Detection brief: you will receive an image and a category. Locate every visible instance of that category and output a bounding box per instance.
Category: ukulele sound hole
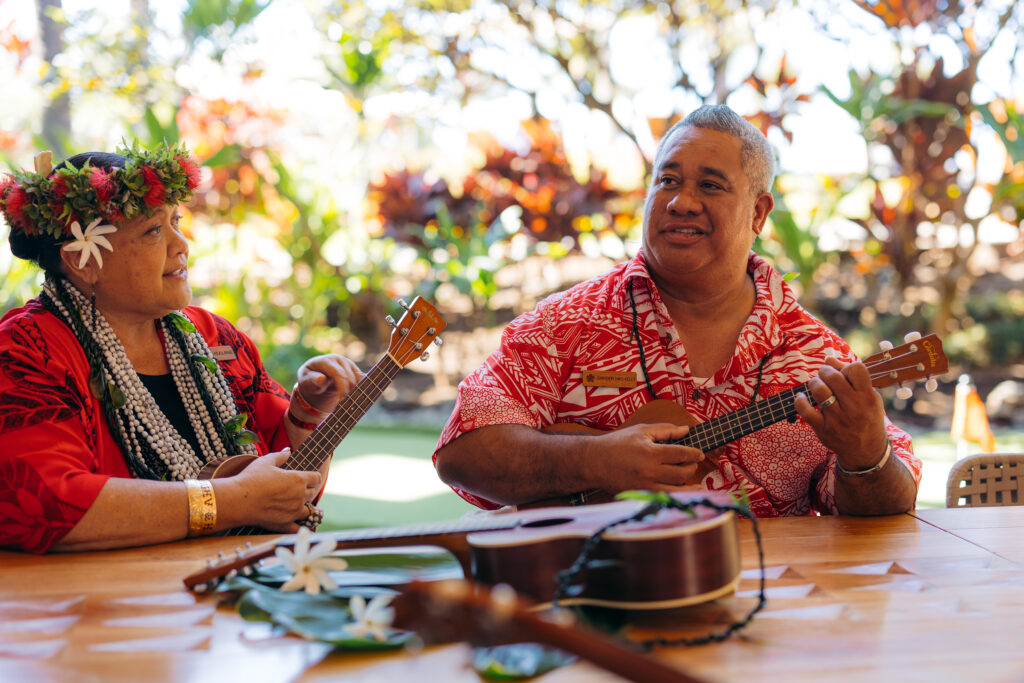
[521,517,573,528]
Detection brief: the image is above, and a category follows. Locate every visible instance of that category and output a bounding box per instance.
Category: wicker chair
[946,453,1024,508]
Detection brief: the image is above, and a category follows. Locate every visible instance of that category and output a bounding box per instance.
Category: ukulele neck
[282,354,403,472]
[672,381,814,452]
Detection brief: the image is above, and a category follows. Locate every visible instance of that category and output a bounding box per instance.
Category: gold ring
[818,395,838,409]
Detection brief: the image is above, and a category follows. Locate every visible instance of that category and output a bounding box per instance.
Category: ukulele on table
[392,579,705,683]
[197,297,446,534]
[534,332,948,507]
[184,490,741,610]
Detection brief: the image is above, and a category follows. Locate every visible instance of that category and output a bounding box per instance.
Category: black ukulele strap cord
[552,496,767,648]
[628,279,660,401]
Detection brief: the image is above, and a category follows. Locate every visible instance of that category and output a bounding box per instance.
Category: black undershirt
[137,373,205,460]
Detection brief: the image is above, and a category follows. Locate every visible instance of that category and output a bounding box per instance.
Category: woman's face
[91,204,192,325]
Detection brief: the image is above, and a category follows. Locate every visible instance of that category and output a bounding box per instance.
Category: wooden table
[3,507,1024,682]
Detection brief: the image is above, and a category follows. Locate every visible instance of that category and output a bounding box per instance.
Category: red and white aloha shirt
[0,301,292,553]
[436,251,920,516]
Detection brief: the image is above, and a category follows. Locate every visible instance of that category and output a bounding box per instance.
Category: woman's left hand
[294,354,363,415]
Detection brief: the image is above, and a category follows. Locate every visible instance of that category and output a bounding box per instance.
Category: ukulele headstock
[184,538,291,591]
[863,332,948,397]
[385,298,447,368]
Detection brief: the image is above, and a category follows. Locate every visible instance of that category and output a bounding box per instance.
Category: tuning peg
[241,566,253,576]
[227,569,238,579]
[385,315,396,327]
[879,340,893,352]
[925,378,938,393]
[426,327,436,336]
[398,299,409,310]
[904,331,922,343]
[412,310,421,319]
[420,352,430,362]
[896,386,913,400]
[193,583,208,594]
[414,342,423,351]
[245,541,253,549]
[434,337,443,347]
[399,327,409,337]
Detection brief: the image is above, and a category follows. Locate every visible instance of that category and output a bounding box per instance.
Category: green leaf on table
[616,490,672,504]
[472,643,577,680]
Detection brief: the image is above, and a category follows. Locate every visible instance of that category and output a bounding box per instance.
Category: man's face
[641,126,772,290]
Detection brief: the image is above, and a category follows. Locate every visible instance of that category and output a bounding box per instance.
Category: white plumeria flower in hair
[275,526,348,595]
[62,218,117,269]
[345,594,395,641]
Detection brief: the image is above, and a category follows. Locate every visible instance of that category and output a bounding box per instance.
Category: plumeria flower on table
[345,594,395,642]
[275,526,349,595]
[61,218,117,268]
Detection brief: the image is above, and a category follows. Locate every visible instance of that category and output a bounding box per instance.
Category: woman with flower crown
[0,142,363,553]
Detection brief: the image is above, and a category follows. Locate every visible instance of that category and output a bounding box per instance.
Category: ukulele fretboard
[284,356,403,472]
[673,382,815,453]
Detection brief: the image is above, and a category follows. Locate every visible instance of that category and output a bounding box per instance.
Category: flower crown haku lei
[0,141,201,268]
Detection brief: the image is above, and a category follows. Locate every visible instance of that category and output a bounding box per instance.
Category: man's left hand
[294,354,363,415]
[794,356,888,470]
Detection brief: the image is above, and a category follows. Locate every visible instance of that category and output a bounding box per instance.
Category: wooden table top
[3,507,1024,682]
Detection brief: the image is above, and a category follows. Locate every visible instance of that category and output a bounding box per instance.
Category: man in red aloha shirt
[434,105,920,517]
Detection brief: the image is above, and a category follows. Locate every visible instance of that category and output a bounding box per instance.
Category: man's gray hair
[652,104,776,195]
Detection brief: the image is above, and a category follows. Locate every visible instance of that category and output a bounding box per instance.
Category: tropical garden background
[1,0,1022,522]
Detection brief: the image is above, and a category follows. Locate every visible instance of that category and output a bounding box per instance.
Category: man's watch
[836,439,892,477]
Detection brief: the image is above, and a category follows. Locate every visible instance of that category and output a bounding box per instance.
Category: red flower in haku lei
[88,166,116,203]
[140,165,166,207]
[49,175,70,225]
[51,174,69,202]
[3,185,32,233]
[0,175,13,201]
[176,155,201,191]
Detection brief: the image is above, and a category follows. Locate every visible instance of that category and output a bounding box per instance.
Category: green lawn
[319,424,1024,530]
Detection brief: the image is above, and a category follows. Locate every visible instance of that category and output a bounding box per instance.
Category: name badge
[209,345,237,362]
[582,370,637,388]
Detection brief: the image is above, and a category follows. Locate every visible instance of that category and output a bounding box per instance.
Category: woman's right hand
[214,449,323,532]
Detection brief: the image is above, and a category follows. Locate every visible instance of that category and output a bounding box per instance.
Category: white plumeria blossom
[275,526,348,595]
[345,594,395,641]
[61,218,117,269]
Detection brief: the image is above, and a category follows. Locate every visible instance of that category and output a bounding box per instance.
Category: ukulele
[184,490,741,610]
[197,297,446,533]
[392,579,705,683]
[533,332,948,507]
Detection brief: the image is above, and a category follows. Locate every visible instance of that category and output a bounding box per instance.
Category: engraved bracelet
[184,479,217,536]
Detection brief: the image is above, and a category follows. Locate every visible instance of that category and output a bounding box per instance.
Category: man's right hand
[215,450,323,532]
[590,422,705,491]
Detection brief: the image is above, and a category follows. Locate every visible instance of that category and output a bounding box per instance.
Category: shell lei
[41,278,257,481]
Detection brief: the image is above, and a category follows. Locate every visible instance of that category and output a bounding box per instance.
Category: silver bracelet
[836,439,892,477]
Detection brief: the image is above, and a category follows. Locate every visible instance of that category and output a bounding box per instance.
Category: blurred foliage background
[1,0,1022,429]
